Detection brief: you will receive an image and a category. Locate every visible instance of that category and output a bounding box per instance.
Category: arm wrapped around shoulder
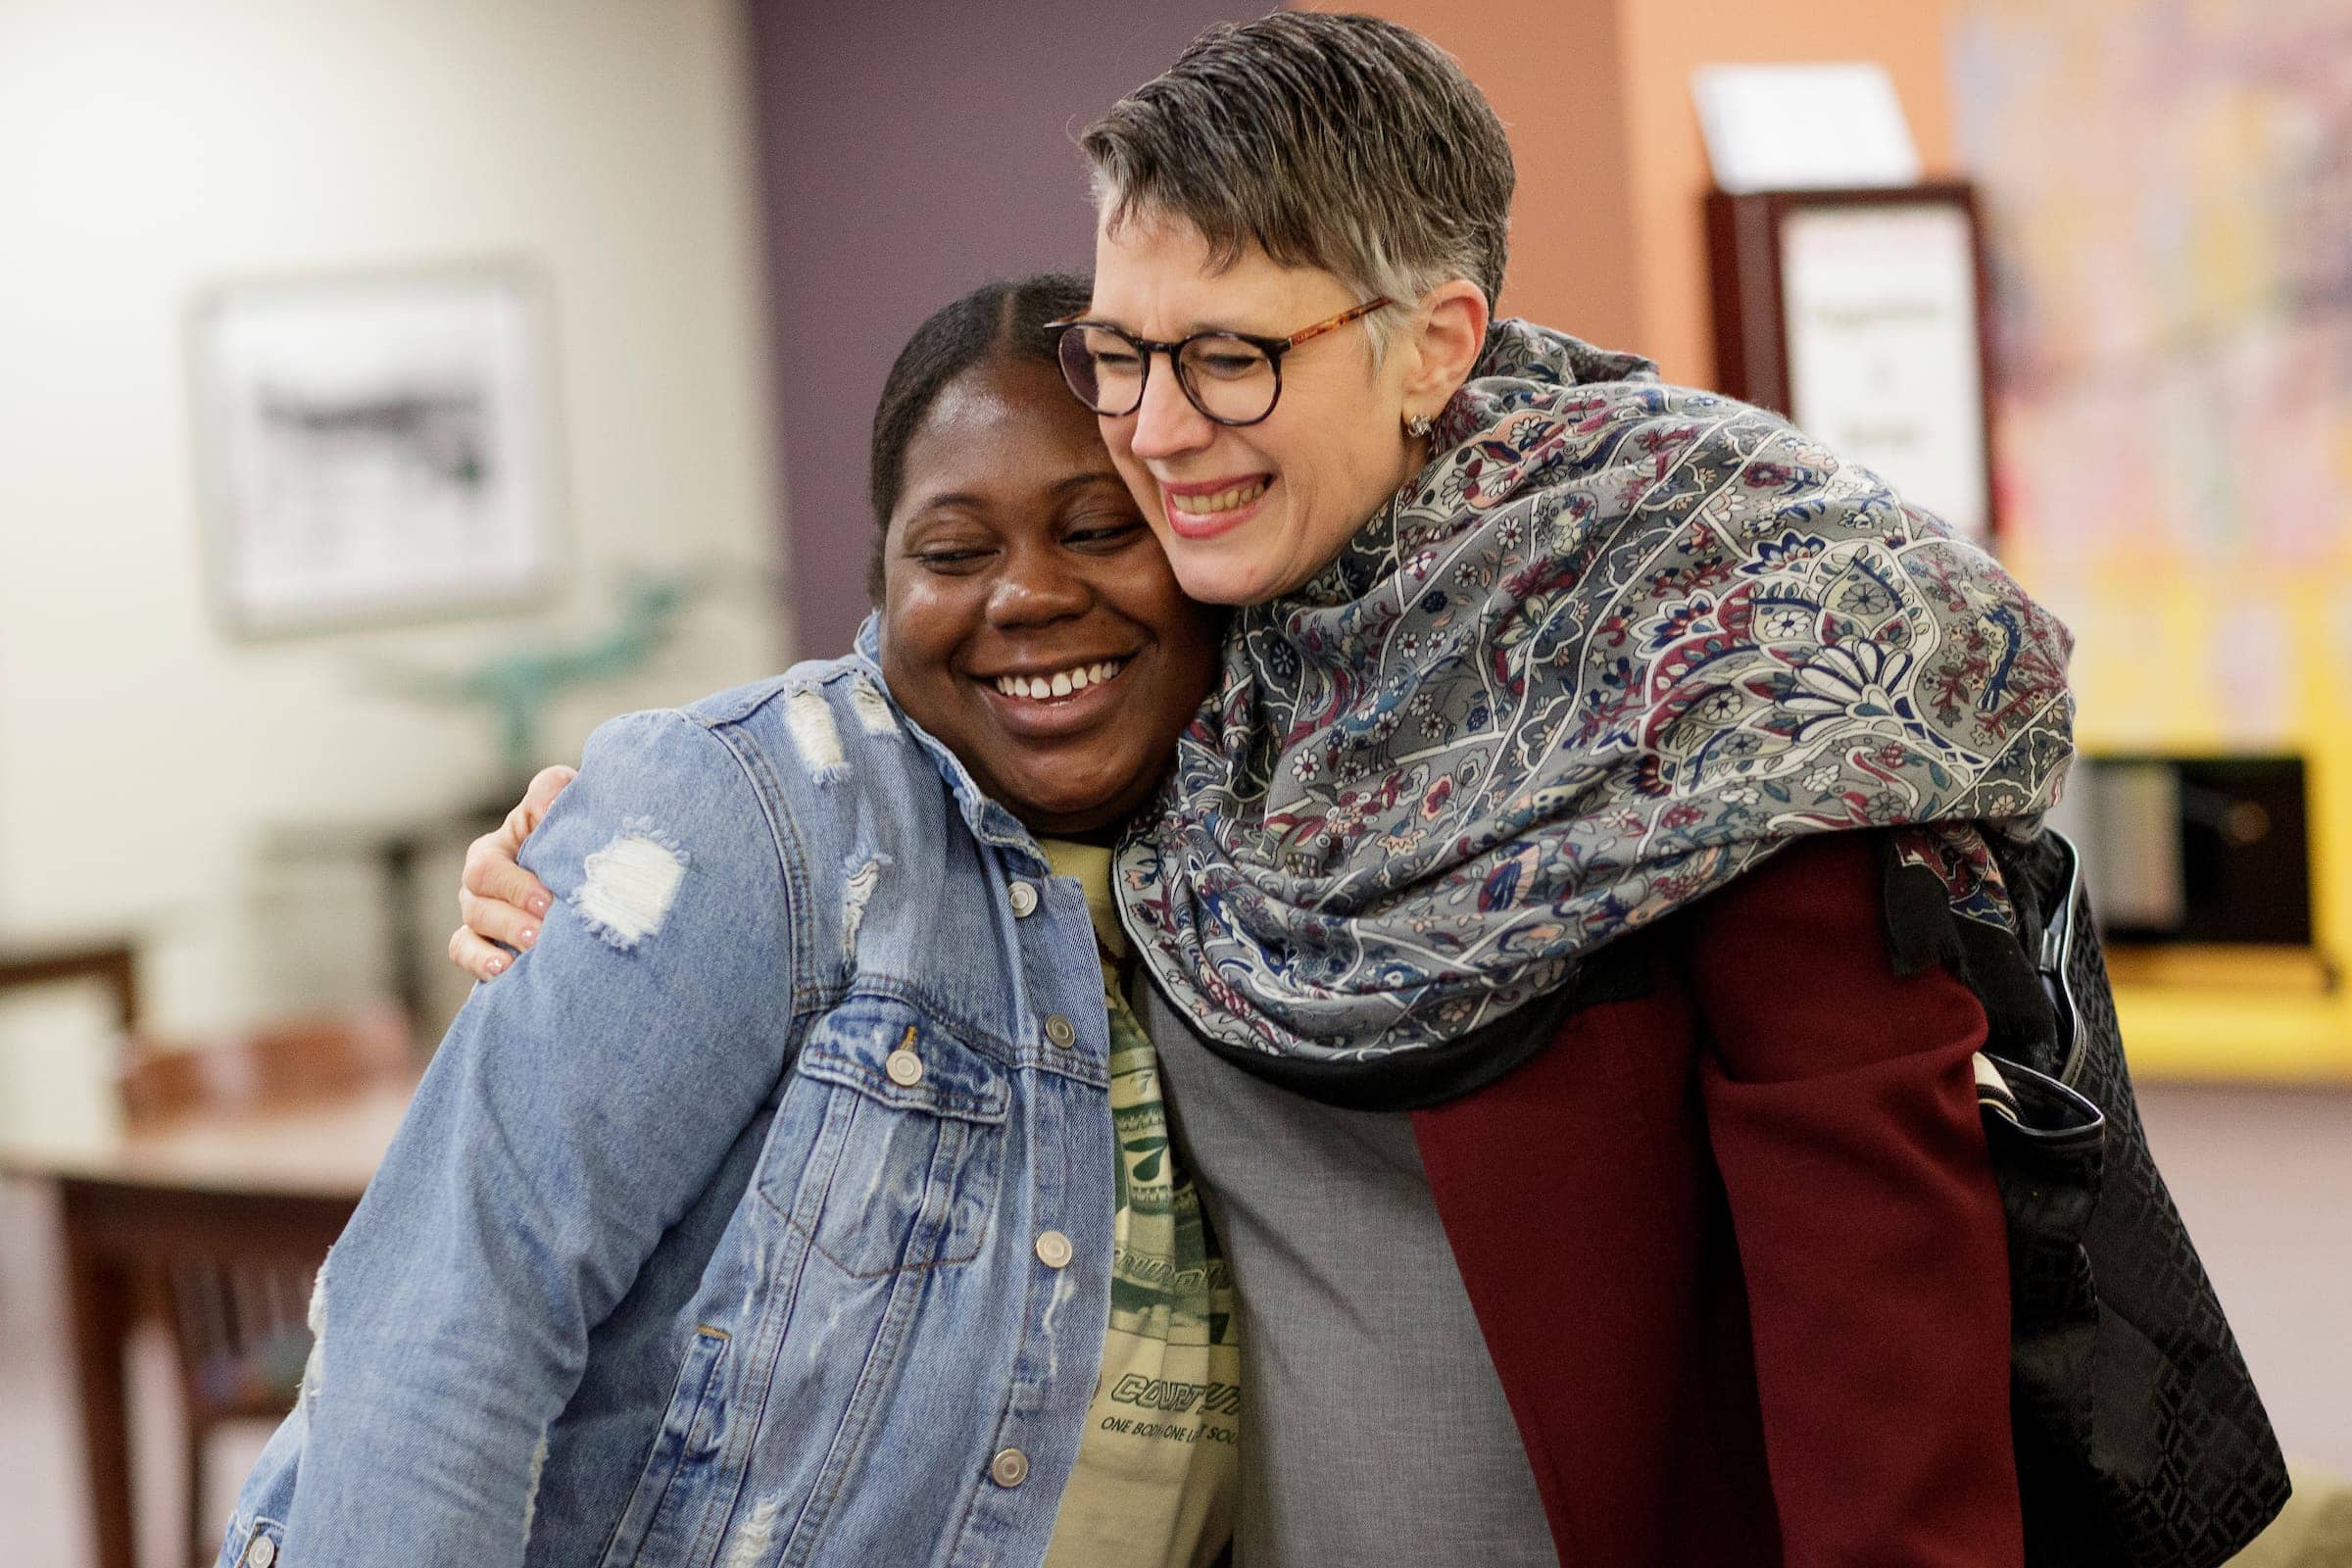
[1683,830,2025,1568]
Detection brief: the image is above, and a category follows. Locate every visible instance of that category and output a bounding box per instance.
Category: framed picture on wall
[189,265,564,636]
[1704,182,1997,546]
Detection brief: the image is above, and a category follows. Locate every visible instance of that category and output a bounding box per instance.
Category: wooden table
[0,1079,416,1568]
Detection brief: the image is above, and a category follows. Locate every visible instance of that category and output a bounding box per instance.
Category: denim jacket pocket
[597,1324,733,1568]
[760,998,1009,1279]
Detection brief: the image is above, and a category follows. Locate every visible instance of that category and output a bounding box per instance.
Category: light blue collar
[851,612,1051,872]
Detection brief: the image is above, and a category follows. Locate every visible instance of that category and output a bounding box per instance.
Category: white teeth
[1169,478,1268,514]
[992,659,1125,701]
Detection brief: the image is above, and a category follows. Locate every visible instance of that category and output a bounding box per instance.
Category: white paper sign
[1779,203,1989,541]
[1691,64,1922,194]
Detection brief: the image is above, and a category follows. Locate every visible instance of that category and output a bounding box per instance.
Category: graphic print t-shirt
[1037,839,1241,1568]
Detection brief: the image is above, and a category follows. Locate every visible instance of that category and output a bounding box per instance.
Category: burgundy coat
[1411,833,2026,1568]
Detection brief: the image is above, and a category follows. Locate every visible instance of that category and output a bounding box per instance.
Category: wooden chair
[117,1010,411,1566]
[0,943,139,1034]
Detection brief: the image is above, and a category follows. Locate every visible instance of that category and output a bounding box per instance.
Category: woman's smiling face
[1086,213,1430,607]
[879,355,1222,837]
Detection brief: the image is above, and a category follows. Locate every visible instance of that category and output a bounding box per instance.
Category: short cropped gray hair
[1080,12,1514,354]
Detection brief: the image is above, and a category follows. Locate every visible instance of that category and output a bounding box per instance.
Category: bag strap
[1976,829,2103,1143]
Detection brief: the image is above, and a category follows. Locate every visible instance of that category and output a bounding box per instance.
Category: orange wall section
[1298,0,1959,386]
[1619,0,1960,384]
[1291,0,1644,354]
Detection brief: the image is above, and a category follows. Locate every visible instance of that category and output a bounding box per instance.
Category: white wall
[0,0,784,1123]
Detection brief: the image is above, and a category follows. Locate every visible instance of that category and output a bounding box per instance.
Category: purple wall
[748,0,1258,657]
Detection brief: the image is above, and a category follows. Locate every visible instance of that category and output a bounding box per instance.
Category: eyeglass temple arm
[1279,297,1394,350]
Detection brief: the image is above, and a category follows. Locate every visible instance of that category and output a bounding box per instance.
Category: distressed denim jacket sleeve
[275,708,799,1565]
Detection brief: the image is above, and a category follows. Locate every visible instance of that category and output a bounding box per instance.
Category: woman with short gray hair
[1065,14,2066,1568]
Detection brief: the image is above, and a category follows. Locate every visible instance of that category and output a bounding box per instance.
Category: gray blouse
[1133,980,1558,1568]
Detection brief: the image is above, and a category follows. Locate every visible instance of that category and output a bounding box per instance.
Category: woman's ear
[1400,278,1491,419]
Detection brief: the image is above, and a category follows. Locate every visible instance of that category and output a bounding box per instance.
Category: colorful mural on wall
[1953,0,2351,723]
[1951,0,2351,1071]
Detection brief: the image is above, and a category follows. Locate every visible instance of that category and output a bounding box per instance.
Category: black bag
[1975,828,2291,1568]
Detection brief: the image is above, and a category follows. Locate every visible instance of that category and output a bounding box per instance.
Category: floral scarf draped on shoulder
[1117,319,2075,1092]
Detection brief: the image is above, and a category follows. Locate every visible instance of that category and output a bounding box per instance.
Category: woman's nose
[1127,357,1214,462]
[987,547,1090,625]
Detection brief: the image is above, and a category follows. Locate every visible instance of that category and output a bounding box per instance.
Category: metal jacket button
[1007,880,1039,917]
[1043,1014,1076,1050]
[1034,1229,1073,1269]
[246,1539,277,1568]
[991,1446,1031,1488]
[885,1049,923,1087]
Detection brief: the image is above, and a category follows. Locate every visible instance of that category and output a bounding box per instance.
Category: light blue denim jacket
[221,623,1121,1568]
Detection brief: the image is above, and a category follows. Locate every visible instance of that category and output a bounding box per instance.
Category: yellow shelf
[2039,566,2352,1090]
[2107,944,2337,995]
[2116,984,2352,1083]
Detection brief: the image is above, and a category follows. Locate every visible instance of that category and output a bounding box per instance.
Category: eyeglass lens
[1057,326,1280,425]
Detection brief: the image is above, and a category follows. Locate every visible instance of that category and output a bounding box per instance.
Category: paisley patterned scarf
[1117,320,2076,1090]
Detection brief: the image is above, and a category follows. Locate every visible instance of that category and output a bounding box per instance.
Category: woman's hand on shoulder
[449,764,574,981]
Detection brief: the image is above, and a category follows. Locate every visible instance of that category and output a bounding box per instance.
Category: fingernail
[519,927,538,948]
[487,956,506,974]
[528,895,552,916]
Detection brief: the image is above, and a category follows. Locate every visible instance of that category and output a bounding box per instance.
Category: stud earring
[1404,413,1434,439]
